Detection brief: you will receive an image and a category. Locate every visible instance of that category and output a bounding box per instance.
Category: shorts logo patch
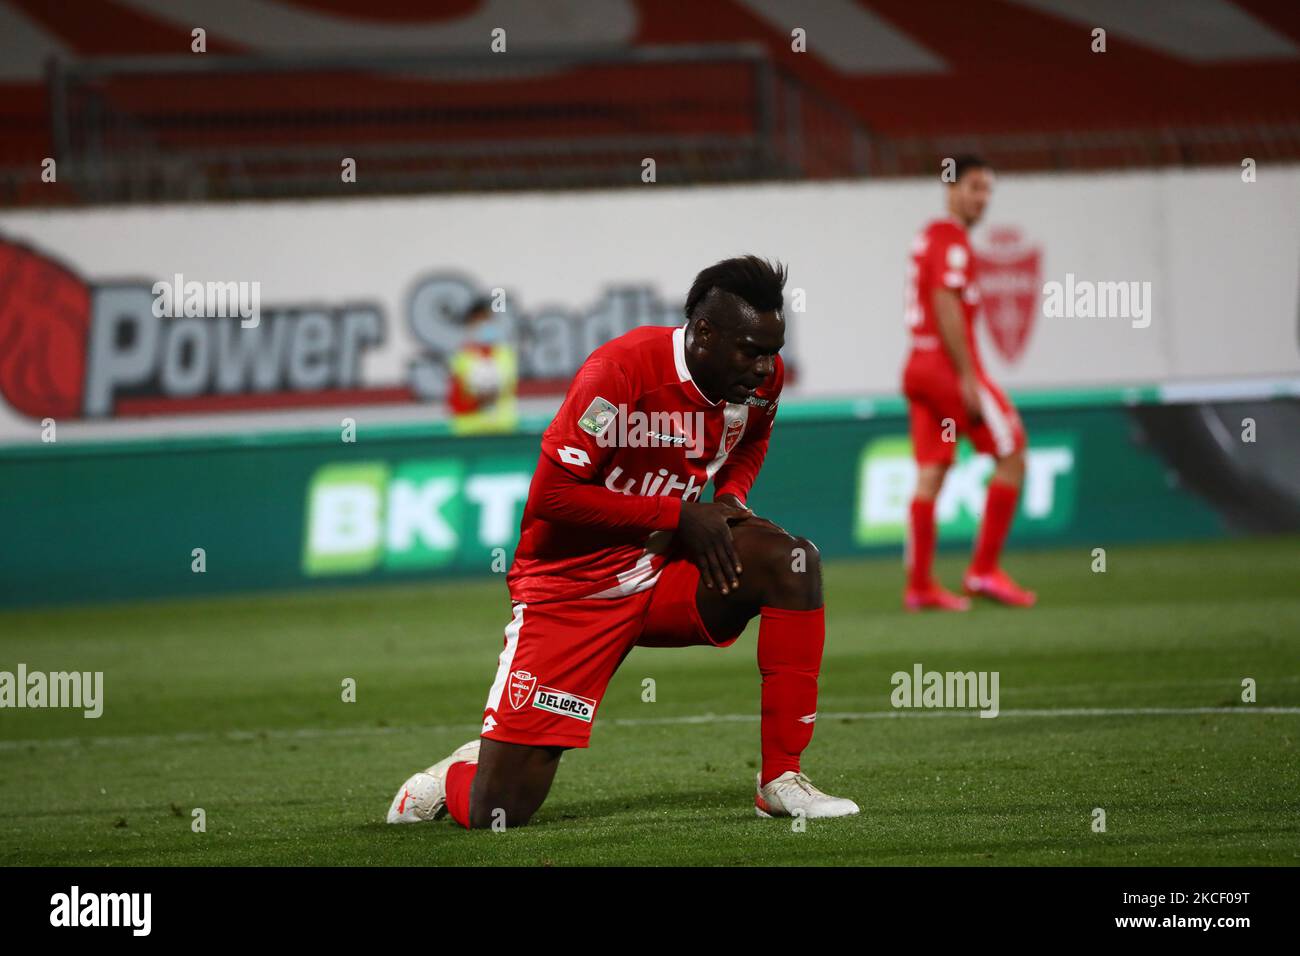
[508,670,537,710]
[577,396,619,437]
[532,685,597,723]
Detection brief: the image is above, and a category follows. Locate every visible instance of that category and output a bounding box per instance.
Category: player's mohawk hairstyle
[685,255,787,324]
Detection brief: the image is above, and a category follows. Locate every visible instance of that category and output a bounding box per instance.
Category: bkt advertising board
[0,403,1222,606]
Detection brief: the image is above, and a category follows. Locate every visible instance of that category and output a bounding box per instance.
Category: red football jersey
[508,324,783,604]
[904,218,984,373]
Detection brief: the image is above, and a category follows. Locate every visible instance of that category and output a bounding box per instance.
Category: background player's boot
[904,583,971,612]
[755,771,859,819]
[964,569,1037,607]
[386,739,480,824]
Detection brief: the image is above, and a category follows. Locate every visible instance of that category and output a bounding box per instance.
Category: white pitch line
[602,707,1300,726]
[1,706,1297,752]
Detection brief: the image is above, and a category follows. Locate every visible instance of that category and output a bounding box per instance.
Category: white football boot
[755,771,860,819]
[386,739,480,824]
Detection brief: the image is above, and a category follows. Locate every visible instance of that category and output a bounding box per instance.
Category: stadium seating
[1,0,1297,204]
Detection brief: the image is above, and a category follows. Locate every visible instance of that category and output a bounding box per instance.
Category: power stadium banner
[0,403,1224,608]
[0,164,1297,447]
[0,233,686,439]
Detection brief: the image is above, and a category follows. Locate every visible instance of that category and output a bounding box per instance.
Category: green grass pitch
[2,537,1297,866]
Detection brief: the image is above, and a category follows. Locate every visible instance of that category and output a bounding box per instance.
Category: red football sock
[444,760,477,829]
[971,480,1020,575]
[757,605,825,787]
[907,497,937,590]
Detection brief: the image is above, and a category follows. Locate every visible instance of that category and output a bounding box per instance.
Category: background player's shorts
[479,556,743,749]
[903,351,1026,466]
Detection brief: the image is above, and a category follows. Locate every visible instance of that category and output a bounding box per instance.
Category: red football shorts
[903,350,1026,466]
[479,556,742,749]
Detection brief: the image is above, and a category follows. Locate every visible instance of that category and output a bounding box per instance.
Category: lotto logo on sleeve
[557,446,591,467]
[532,686,597,722]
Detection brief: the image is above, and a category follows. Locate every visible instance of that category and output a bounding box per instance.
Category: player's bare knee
[785,533,819,572]
[467,786,495,829]
[785,535,823,604]
[469,793,536,830]
[915,463,949,500]
[749,530,821,607]
[732,522,786,568]
[996,450,1026,485]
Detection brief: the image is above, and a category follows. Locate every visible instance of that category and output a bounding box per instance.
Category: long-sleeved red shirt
[507,325,782,603]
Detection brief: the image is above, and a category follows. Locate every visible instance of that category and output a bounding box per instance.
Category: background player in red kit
[902,155,1036,611]
[387,257,858,827]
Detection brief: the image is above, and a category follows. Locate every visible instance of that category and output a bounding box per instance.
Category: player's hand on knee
[714,493,783,533]
[679,501,748,593]
[713,493,750,514]
[713,496,783,535]
[732,513,783,535]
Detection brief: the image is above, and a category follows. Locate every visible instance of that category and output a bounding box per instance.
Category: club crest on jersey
[723,416,746,454]
[577,396,619,436]
[508,670,538,710]
[974,226,1042,365]
[532,685,596,722]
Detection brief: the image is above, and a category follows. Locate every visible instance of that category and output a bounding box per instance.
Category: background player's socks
[444,761,477,829]
[907,497,937,590]
[971,480,1019,575]
[757,605,825,787]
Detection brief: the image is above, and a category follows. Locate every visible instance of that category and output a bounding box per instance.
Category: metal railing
[868,121,1300,177]
[41,45,873,205]
[7,45,1295,207]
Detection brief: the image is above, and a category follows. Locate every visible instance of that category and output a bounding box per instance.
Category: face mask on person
[468,317,505,346]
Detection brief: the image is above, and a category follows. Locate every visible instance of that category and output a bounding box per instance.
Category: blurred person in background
[901,155,1036,611]
[448,296,518,435]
